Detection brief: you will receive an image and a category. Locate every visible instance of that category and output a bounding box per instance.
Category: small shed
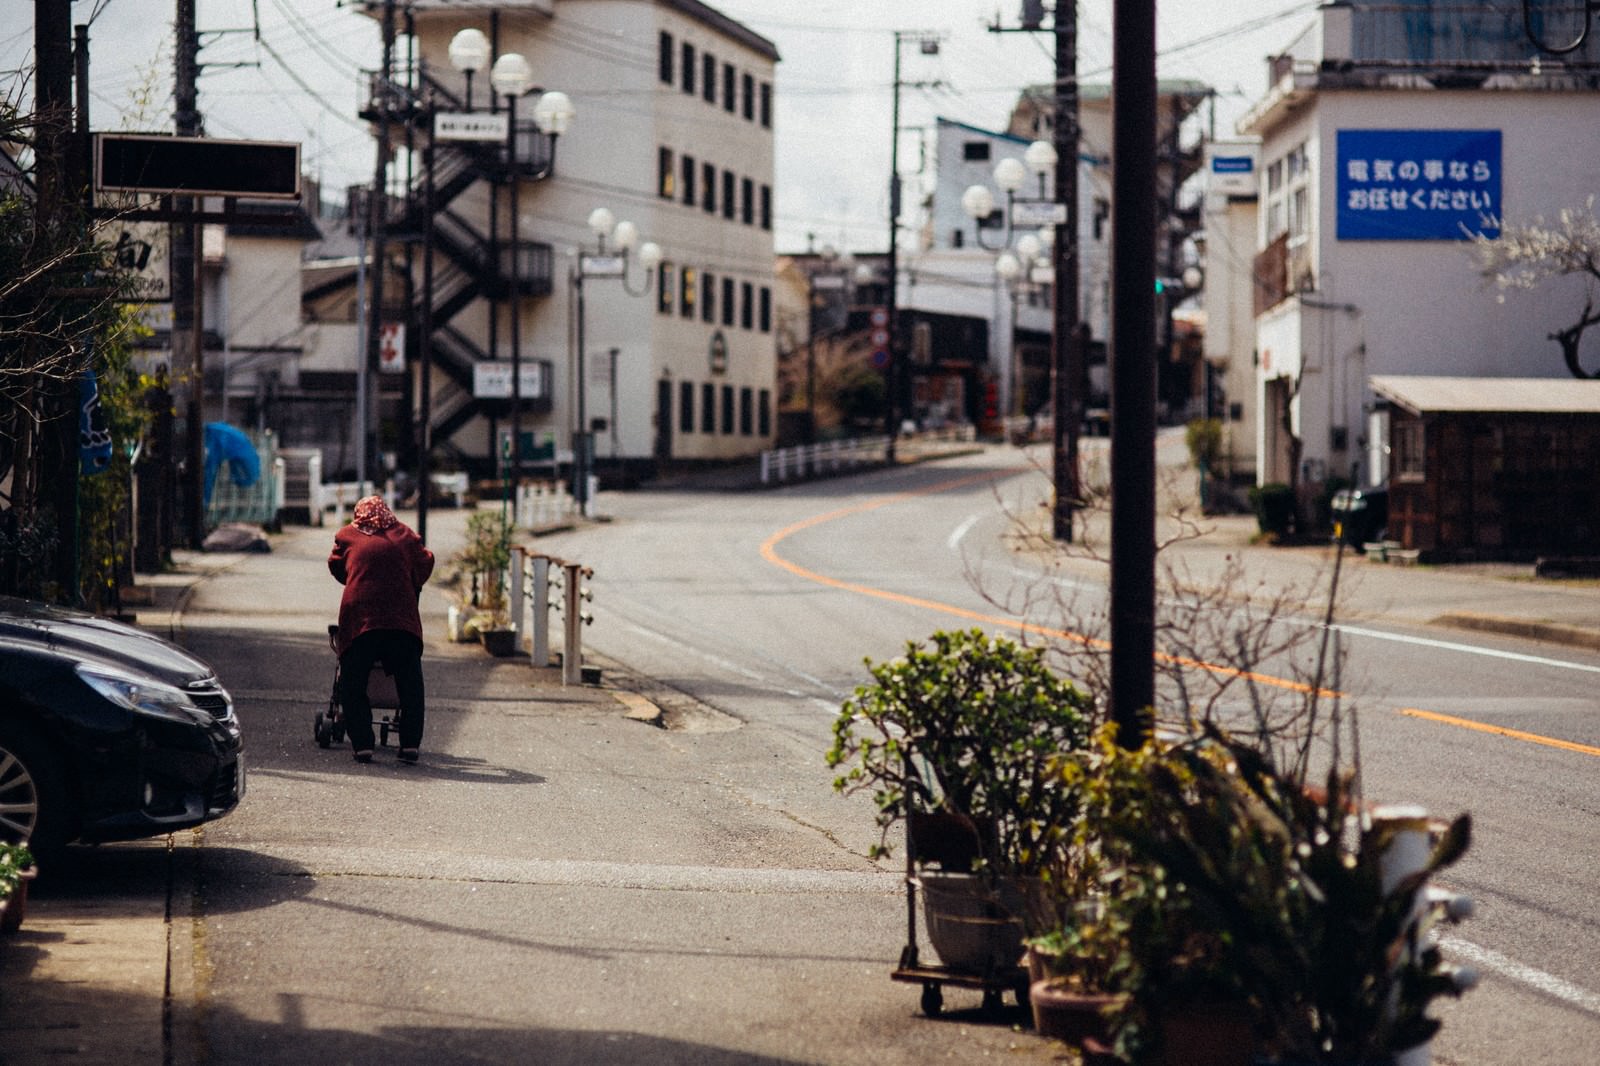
[1370,376,1600,562]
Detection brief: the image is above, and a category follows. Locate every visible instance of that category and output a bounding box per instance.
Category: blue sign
[1211,156,1254,174]
[1336,129,1501,241]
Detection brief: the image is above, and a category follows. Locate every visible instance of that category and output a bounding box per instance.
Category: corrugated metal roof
[1370,376,1600,415]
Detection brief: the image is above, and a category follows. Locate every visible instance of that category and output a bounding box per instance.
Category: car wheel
[0,722,73,858]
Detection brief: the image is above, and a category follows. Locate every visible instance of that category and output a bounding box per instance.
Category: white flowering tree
[1473,199,1600,379]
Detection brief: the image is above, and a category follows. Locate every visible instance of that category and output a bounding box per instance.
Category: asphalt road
[533,442,1600,1066]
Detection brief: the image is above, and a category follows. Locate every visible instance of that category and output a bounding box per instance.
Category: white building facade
[1238,2,1600,492]
[394,0,779,476]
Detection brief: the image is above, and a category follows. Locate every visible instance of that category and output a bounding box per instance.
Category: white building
[365,0,779,480]
[1198,140,1262,482]
[1236,1,1600,495]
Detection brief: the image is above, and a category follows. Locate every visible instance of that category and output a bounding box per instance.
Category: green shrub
[1248,482,1295,537]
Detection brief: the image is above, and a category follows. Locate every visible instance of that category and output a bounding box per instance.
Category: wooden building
[1370,376,1600,562]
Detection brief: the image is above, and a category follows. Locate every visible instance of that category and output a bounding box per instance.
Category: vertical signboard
[1336,129,1501,240]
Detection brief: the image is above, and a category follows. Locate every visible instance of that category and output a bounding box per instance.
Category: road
[533,443,1600,1066]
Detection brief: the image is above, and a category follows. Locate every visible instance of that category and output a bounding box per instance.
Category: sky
[0,0,1323,253]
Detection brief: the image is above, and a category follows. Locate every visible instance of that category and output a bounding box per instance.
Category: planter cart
[314,623,404,749]
[889,812,1029,1017]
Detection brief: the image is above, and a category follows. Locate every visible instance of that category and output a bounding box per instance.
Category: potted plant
[1047,724,1475,1066]
[454,511,517,655]
[827,628,1094,974]
[0,842,36,936]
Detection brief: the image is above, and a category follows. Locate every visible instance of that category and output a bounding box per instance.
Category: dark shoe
[353,750,373,764]
[398,748,419,765]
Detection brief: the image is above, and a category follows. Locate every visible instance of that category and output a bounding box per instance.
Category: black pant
[339,629,425,752]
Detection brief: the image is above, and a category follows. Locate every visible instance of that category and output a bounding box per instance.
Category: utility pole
[172,0,205,548]
[35,0,79,593]
[1110,0,1159,744]
[363,0,399,491]
[1051,7,1082,543]
[885,30,944,462]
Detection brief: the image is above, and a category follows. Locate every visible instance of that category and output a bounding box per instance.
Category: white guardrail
[758,425,978,486]
[509,545,593,686]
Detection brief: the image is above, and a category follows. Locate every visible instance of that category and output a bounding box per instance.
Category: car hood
[0,596,215,685]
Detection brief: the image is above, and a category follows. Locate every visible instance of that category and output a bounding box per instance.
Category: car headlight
[76,663,210,726]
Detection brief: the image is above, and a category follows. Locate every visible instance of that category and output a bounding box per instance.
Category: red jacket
[328,522,435,656]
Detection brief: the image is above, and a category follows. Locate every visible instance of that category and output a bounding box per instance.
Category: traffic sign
[377,323,406,374]
[870,349,889,369]
[870,307,888,328]
[871,328,889,348]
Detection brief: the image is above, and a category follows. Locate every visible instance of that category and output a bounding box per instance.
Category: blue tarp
[204,422,261,505]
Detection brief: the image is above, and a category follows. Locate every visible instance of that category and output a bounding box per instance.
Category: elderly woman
[328,496,435,764]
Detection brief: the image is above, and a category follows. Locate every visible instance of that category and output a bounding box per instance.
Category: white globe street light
[532,90,574,136]
[448,28,490,108]
[489,52,532,99]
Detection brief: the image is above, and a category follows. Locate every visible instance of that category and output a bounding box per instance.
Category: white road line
[1441,936,1600,1015]
[617,621,767,682]
[947,513,981,551]
[1329,624,1600,675]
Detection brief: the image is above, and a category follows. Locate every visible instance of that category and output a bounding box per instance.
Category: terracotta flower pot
[1029,979,1121,1046]
[1,866,38,935]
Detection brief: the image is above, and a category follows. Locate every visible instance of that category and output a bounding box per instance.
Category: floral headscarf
[352,495,399,535]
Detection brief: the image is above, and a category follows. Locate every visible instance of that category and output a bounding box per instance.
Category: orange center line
[756,469,1322,695]
[1399,708,1600,758]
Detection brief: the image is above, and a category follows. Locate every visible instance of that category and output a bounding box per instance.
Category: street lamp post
[491,53,532,493]
[572,208,660,516]
[963,140,1080,539]
[994,231,1048,426]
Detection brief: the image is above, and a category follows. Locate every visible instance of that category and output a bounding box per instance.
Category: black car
[0,596,244,857]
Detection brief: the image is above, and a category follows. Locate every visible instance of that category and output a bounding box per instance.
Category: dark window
[659,32,674,84]
[721,170,735,220]
[759,286,771,333]
[702,53,717,103]
[680,266,696,318]
[679,381,694,433]
[701,382,716,433]
[657,262,674,314]
[760,82,772,128]
[702,271,716,322]
[682,42,696,94]
[658,147,674,199]
[741,177,754,225]
[721,276,735,326]
[742,73,755,120]
[740,281,753,329]
[962,141,991,162]
[759,184,771,230]
[702,161,716,213]
[721,384,735,434]
[951,229,965,249]
[739,387,753,436]
[722,63,735,112]
[758,389,771,437]
[682,154,696,205]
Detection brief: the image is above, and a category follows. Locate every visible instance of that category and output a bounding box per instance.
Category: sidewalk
[0,504,639,1065]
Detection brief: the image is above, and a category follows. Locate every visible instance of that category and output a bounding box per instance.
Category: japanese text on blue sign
[1336,129,1501,241]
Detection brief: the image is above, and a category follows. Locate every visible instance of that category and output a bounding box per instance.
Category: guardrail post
[561,560,591,685]
[510,545,528,641]
[530,554,551,667]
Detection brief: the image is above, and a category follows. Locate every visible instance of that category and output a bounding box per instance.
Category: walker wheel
[379,721,391,747]
[314,711,331,749]
[920,982,943,1017]
[982,987,1004,1014]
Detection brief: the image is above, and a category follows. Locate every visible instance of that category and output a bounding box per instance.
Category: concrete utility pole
[1051,8,1083,543]
[1110,0,1159,744]
[35,0,80,593]
[172,0,206,548]
[362,0,399,490]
